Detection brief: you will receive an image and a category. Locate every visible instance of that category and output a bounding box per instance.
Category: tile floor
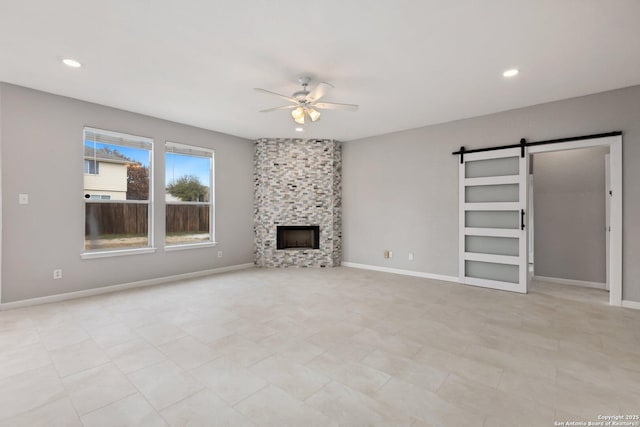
[0,267,639,426]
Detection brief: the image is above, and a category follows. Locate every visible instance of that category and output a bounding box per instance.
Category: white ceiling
[1,0,639,141]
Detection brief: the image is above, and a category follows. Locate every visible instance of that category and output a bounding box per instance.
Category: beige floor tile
[258,333,325,365]
[498,370,619,417]
[208,334,274,367]
[160,389,256,427]
[305,352,390,395]
[127,360,204,411]
[437,373,555,425]
[249,355,330,400]
[413,346,504,388]
[0,397,81,427]
[81,393,167,427]
[0,326,40,349]
[134,322,187,346]
[234,385,338,427]
[87,322,139,349]
[351,327,423,358]
[106,339,168,374]
[555,369,637,414]
[157,336,218,370]
[179,319,234,344]
[39,323,90,351]
[0,365,65,421]
[262,316,322,339]
[189,357,267,405]
[112,309,161,330]
[306,381,413,427]
[0,309,34,332]
[62,363,137,415]
[50,339,110,377]
[74,308,120,331]
[304,331,375,362]
[373,377,484,426]
[26,306,74,330]
[483,323,560,352]
[396,325,472,356]
[465,343,557,381]
[0,268,637,426]
[0,342,51,380]
[222,318,279,341]
[362,349,448,391]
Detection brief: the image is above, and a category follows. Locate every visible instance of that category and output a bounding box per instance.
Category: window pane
[83,141,150,201]
[165,146,213,245]
[83,128,153,252]
[84,159,99,174]
[85,202,149,250]
[165,204,211,245]
[165,153,211,202]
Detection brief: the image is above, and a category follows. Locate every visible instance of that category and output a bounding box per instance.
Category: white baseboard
[0,263,255,311]
[622,300,640,310]
[532,275,606,290]
[341,262,460,284]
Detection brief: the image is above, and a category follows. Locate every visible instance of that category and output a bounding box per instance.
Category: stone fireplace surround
[254,138,341,267]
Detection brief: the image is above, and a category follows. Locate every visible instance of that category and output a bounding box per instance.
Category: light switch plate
[19,194,29,205]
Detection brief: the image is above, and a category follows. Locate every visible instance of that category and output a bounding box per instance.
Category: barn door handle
[521,209,525,230]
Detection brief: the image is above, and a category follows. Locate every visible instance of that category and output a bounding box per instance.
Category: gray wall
[0,83,255,303]
[342,85,640,302]
[533,147,608,283]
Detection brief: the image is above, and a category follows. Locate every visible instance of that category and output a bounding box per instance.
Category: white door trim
[605,153,610,291]
[528,135,622,306]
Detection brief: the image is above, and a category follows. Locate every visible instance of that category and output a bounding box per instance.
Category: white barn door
[459,147,528,293]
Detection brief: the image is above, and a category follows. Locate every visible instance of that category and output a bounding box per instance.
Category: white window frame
[84,159,100,175]
[81,127,155,259]
[164,141,216,251]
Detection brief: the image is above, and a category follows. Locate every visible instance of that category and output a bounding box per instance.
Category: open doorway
[527,134,622,306]
[529,146,610,303]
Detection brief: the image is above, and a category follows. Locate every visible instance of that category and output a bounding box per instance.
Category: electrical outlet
[384,250,389,259]
[388,251,393,258]
[53,269,63,280]
[408,252,414,261]
[217,251,223,258]
[19,194,29,205]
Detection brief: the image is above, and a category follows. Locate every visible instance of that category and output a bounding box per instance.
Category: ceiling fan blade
[254,88,298,104]
[305,82,334,103]
[259,105,298,113]
[314,101,359,111]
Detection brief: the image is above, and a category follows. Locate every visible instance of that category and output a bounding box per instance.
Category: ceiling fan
[255,76,358,125]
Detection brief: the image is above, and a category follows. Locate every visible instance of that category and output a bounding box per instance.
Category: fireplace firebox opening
[277,225,320,250]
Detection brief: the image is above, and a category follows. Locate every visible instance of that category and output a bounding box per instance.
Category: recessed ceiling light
[62,58,82,68]
[295,127,304,132]
[503,68,519,77]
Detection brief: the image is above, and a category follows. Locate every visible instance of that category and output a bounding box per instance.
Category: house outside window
[83,127,153,253]
[165,142,214,246]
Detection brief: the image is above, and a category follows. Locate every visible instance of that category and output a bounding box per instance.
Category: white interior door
[459,147,528,293]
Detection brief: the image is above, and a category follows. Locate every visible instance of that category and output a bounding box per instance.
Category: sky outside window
[165,152,210,187]
[84,141,210,187]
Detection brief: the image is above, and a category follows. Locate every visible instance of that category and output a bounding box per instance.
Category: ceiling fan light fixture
[292,107,306,124]
[308,108,321,122]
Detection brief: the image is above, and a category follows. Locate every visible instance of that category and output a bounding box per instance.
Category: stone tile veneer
[254,138,341,267]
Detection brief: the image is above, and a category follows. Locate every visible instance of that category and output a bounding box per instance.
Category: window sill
[81,247,157,259]
[165,242,218,252]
